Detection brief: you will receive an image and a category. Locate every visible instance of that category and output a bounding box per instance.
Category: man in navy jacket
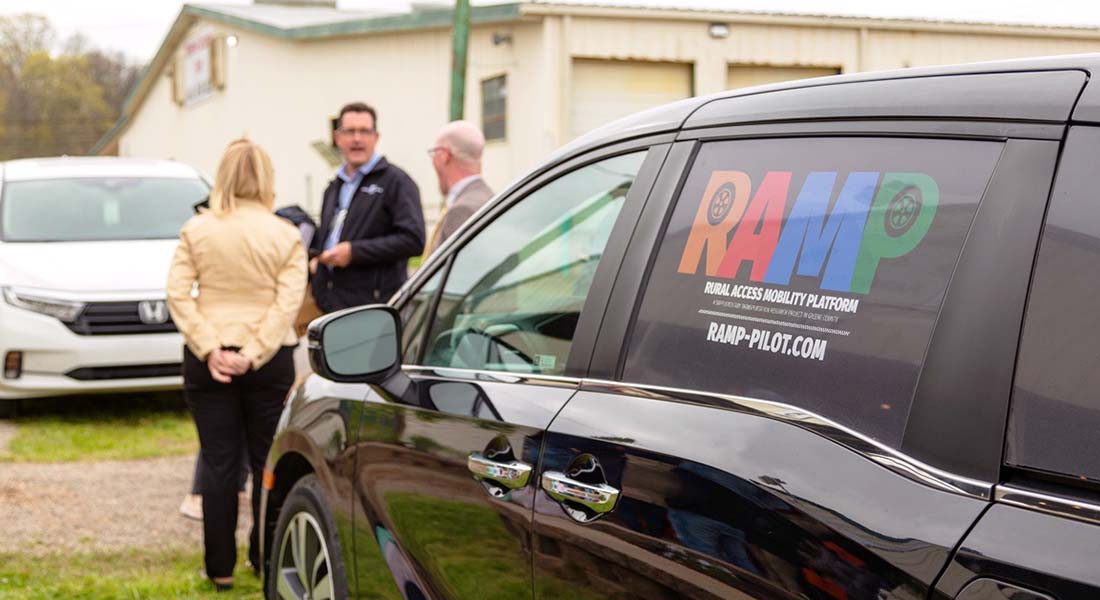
[311,102,426,312]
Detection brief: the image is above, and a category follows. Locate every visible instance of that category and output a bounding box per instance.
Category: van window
[623,137,1002,447]
[1009,127,1100,483]
[421,152,646,375]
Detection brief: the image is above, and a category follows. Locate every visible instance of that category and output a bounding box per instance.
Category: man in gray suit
[427,120,494,254]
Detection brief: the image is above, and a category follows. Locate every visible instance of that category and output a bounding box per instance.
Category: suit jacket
[310,157,425,312]
[430,177,494,253]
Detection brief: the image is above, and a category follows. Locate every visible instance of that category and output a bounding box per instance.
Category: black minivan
[260,55,1100,599]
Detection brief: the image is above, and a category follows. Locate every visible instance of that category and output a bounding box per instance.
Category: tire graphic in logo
[707,183,737,226]
[885,186,922,238]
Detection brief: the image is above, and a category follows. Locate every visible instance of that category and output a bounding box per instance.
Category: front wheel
[267,475,349,600]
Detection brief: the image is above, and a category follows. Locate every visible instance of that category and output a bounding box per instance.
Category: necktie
[427,203,448,253]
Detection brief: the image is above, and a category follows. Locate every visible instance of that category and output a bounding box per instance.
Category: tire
[266,475,349,600]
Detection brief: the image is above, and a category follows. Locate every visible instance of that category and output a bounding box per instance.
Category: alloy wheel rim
[275,511,335,600]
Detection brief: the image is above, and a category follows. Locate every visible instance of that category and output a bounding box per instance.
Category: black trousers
[190,442,249,495]
[183,346,294,579]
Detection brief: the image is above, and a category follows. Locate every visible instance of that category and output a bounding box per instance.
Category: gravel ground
[0,447,252,557]
[0,421,14,459]
[0,345,311,558]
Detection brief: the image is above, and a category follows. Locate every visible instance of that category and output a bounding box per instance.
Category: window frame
[1005,125,1100,489]
[594,118,1062,485]
[392,134,676,378]
[400,255,454,366]
[480,74,508,142]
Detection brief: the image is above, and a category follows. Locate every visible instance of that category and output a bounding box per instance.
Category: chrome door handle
[541,471,620,514]
[467,453,532,490]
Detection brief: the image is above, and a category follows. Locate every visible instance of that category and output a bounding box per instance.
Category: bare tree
[0,14,144,159]
[0,13,54,74]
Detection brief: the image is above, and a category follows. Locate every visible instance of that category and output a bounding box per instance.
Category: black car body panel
[534,387,987,599]
[1072,71,1100,124]
[346,370,577,600]
[259,376,367,592]
[936,502,1100,598]
[262,54,1100,599]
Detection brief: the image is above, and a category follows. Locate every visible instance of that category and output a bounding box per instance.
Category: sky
[0,0,1098,63]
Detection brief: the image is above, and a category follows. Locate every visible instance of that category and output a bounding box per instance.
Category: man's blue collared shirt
[324,154,382,251]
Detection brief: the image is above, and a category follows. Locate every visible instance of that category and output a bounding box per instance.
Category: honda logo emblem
[137,300,169,325]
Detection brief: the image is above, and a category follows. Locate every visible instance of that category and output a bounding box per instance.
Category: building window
[481,75,507,141]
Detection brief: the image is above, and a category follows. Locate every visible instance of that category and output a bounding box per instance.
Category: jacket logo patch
[363,184,384,195]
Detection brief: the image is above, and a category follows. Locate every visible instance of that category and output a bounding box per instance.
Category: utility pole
[449,0,470,121]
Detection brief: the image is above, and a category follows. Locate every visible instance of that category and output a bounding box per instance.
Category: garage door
[570,59,693,140]
[727,65,840,90]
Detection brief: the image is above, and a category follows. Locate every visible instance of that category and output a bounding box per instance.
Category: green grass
[3,407,197,463]
[0,547,262,599]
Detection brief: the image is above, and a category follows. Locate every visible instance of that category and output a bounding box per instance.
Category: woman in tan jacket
[166,139,306,591]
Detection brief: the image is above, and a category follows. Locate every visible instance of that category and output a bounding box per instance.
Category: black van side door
[346,142,671,599]
[532,123,1061,598]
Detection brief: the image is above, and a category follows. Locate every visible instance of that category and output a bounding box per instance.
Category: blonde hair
[208,138,275,214]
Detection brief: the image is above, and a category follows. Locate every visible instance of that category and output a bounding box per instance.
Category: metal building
[96,0,1100,222]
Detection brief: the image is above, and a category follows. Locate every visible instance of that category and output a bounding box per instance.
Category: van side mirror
[308,304,401,383]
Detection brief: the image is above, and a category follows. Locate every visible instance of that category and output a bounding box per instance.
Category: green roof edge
[94,3,524,154]
[185,4,297,39]
[287,3,523,39]
[185,3,522,41]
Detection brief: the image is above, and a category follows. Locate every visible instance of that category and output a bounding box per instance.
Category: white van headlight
[2,287,86,322]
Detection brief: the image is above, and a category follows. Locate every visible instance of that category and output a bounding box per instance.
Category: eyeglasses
[426,146,448,156]
[337,127,376,137]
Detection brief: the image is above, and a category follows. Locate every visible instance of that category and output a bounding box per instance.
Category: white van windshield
[1,177,208,242]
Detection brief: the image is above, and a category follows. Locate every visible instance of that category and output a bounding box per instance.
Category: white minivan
[0,157,208,401]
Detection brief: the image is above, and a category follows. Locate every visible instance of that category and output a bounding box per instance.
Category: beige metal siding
[569,58,692,139]
[726,65,841,90]
[465,22,547,197]
[863,29,1100,70]
[565,17,860,95]
[561,14,1100,95]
